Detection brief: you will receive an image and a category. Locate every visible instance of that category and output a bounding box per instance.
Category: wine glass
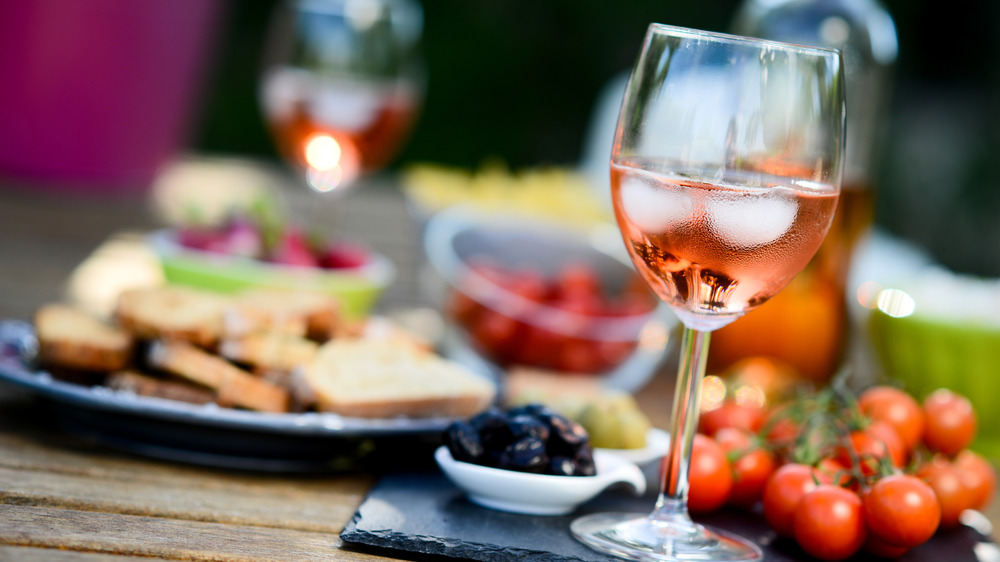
[571,24,844,561]
[259,0,424,194]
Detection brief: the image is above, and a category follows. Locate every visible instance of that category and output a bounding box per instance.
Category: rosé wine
[261,68,419,189]
[611,160,838,331]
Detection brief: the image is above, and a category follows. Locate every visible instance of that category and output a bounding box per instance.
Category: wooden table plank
[0,466,369,534]
[0,392,373,534]
[0,546,155,562]
[0,505,386,561]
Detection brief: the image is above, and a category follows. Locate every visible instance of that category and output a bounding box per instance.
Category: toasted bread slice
[227,289,341,342]
[106,369,215,405]
[147,340,290,413]
[257,368,317,412]
[303,339,496,418]
[116,286,230,348]
[330,315,433,356]
[35,303,133,372]
[219,331,319,373]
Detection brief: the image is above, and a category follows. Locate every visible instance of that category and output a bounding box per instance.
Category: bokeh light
[700,375,727,412]
[876,288,916,318]
[304,133,342,171]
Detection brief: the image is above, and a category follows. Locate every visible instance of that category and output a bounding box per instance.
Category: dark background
[192,0,1000,277]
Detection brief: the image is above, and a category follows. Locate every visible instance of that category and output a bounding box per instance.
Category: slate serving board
[341,468,998,562]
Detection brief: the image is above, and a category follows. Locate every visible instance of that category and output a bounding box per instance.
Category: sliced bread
[148,340,290,413]
[35,303,134,372]
[303,339,496,418]
[226,288,340,342]
[116,286,230,348]
[219,331,320,373]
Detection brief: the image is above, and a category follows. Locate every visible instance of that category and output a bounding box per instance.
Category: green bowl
[869,307,1000,459]
[148,229,395,320]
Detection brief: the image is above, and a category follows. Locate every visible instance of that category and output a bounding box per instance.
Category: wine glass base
[571,512,762,562]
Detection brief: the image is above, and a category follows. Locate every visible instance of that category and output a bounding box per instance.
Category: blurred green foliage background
[192,0,1000,276]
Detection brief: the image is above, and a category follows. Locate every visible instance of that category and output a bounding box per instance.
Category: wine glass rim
[647,23,842,58]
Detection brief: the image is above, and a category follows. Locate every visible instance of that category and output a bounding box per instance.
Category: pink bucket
[0,0,225,193]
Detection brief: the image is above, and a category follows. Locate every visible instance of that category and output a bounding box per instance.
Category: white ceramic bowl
[434,445,646,516]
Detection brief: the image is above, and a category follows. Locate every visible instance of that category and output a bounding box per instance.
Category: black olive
[506,414,551,442]
[574,446,597,476]
[542,412,590,457]
[449,403,596,476]
[469,407,507,433]
[498,435,548,473]
[548,455,580,476]
[445,420,484,463]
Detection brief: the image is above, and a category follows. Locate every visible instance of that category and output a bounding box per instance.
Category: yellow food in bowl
[402,162,610,228]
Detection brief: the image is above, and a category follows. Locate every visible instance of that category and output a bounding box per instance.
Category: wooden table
[0,158,996,561]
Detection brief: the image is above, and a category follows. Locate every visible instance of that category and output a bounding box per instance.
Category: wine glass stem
[652,326,710,524]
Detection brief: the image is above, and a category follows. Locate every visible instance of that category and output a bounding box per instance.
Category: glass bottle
[708,0,898,383]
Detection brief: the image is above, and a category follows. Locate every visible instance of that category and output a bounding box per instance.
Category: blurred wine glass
[259,0,424,194]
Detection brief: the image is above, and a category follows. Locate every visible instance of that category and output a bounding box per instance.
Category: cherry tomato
[923,389,977,456]
[470,310,519,360]
[916,455,976,528]
[815,457,851,488]
[554,288,605,320]
[793,485,866,561]
[699,400,767,437]
[836,422,903,476]
[555,262,602,300]
[863,474,940,548]
[867,421,906,467]
[761,404,800,451]
[511,325,559,369]
[955,449,997,510]
[594,339,636,371]
[686,434,732,513]
[554,337,604,374]
[859,385,925,453]
[714,428,777,509]
[762,463,823,538]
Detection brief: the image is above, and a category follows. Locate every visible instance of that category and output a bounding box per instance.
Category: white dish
[595,427,670,466]
[434,445,646,516]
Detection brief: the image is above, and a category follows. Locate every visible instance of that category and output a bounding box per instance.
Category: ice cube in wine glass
[707,189,797,247]
[619,174,693,234]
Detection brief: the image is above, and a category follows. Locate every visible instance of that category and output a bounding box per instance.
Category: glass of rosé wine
[259,0,424,194]
[570,24,844,561]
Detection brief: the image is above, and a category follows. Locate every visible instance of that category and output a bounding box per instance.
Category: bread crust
[228,289,341,342]
[115,286,229,348]
[106,370,215,405]
[314,394,495,419]
[148,340,290,413]
[218,331,319,373]
[35,304,134,372]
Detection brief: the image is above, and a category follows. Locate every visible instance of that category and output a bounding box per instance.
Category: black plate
[0,320,450,472]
